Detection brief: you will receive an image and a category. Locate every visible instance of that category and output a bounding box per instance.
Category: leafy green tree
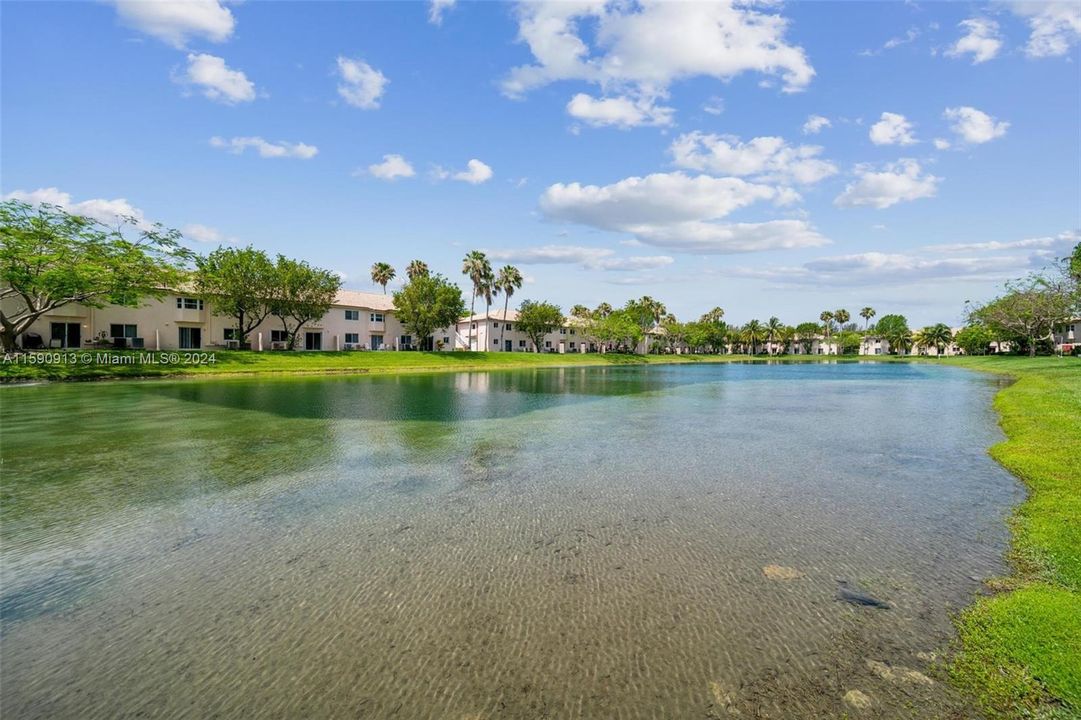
[195,246,277,345]
[795,322,820,354]
[392,273,466,350]
[516,300,563,352]
[661,315,684,352]
[969,262,1078,356]
[875,314,911,355]
[838,330,862,355]
[269,256,341,350]
[370,262,395,294]
[859,306,876,331]
[590,309,643,352]
[496,265,523,350]
[0,200,191,351]
[1069,241,1081,282]
[405,259,429,281]
[954,324,994,356]
[778,325,796,355]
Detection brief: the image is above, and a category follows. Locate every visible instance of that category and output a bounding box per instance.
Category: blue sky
[3,1,1079,326]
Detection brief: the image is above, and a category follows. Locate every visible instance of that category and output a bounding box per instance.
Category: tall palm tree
[820,310,835,355]
[370,262,395,294]
[570,304,591,318]
[496,265,523,351]
[700,307,725,324]
[859,306,876,331]
[834,308,850,329]
[461,251,491,348]
[406,259,429,281]
[742,319,765,355]
[778,325,796,355]
[765,316,783,356]
[594,302,612,318]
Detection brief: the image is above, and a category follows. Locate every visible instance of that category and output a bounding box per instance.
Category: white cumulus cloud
[1009,2,1081,58]
[566,93,674,128]
[869,112,917,146]
[112,0,234,48]
[179,53,256,104]
[946,18,1003,64]
[3,187,150,227]
[366,154,415,180]
[453,159,493,184]
[669,132,837,185]
[539,171,829,254]
[181,223,236,244]
[802,114,831,135]
[944,106,1009,144]
[503,0,814,127]
[336,57,388,109]
[210,136,318,159]
[834,159,940,209]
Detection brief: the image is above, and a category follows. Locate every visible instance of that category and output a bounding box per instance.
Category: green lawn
[934,356,1081,718]
[2,350,1078,715]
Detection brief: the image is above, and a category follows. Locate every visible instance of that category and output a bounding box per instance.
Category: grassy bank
[935,357,1080,718]
[2,350,1077,715]
[0,348,756,382]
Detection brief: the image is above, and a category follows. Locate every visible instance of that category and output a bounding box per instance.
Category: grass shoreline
[2,351,1077,716]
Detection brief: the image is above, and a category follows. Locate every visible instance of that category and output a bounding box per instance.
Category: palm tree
[765,316,783,356]
[594,302,612,318]
[406,259,429,281]
[700,307,725,324]
[461,251,491,348]
[778,325,796,355]
[570,304,591,319]
[480,271,498,318]
[370,262,395,294]
[917,323,953,357]
[820,310,835,355]
[496,265,523,351]
[834,308,850,329]
[859,306,876,331]
[742,319,765,355]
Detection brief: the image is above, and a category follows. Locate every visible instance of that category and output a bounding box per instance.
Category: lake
[0,362,1021,718]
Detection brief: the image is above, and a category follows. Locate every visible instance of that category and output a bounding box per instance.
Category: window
[570,329,576,335]
[559,328,566,335]
[110,324,137,338]
[471,323,476,330]
[370,313,384,323]
[345,333,359,344]
[493,339,499,345]
[371,334,384,350]
[545,340,552,348]
[443,336,450,344]
[223,328,237,341]
[345,310,360,321]
[519,340,526,347]
[400,335,413,347]
[176,297,203,310]
[570,342,576,349]
[505,323,513,331]
[493,322,499,329]
[270,330,288,343]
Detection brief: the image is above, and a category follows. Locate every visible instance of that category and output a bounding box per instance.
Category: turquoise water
[0,363,1020,718]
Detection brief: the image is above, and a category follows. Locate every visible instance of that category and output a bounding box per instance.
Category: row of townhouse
[6,292,598,354]
[858,319,1079,356]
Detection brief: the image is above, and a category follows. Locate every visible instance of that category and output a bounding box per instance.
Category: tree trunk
[469,290,476,351]
[1,328,18,352]
[500,295,509,351]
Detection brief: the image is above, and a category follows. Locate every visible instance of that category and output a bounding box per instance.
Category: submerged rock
[843,689,873,710]
[866,660,934,685]
[836,580,891,609]
[763,564,804,580]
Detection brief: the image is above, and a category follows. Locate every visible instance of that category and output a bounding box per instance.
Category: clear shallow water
[0,363,1020,718]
